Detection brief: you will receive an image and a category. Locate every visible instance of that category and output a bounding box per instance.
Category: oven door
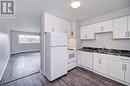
[68,53,76,63]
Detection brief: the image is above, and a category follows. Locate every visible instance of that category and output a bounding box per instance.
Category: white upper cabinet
[80,26,87,39]
[53,16,60,32]
[44,13,54,32]
[44,13,71,35]
[80,24,95,40]
[63,20,71,36]
[113,16,128,39]
[86,25,95,39]
[94,20,113,33]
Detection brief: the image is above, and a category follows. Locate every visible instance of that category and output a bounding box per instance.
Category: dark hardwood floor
[0,52,126,86]
[0,67,126,86]
[0,52,40,85]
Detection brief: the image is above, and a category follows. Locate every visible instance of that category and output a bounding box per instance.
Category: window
[18,35,40,44]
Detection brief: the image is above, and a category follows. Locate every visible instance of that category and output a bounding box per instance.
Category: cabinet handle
[65,29,67,33]
[52,27,55,32]
[125,32,127,37]
[98,59,100,64]
[125,64,127,71]
[98,59,101,64]
[120,58,129,61]
[122,64,124,70]
[101,27,104,31]
[85,34,87,38]
[128,31,130,37]
[127,32,129,37]
[127,31,129,37]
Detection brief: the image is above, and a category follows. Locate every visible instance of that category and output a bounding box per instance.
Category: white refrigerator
[44,32,68,81]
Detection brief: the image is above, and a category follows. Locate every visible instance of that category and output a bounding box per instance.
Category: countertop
[78,47,130,57]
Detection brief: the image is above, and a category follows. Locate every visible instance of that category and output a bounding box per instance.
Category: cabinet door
[44,13,54,32]
[53,16,60,32]
[128,16,130,38]
[100,58,109,75]
[59,19,65,33]
[94,23,102,33]
[109,59,124,81]
[113,16,128,39]
[80,26,87,39]
[125,63,130,83]
[102,20,113,32]
[86,25,95,39]
[80,51,87,67]
[94,20,113,33]
[85,52,93,69]
[77,51,81,66]
[65,21,71,36]
[93,56,100,72]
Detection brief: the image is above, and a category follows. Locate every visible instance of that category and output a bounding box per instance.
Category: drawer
[68,54,77,63]
[94,53,109,59]
[109,55,130,63]
[68,62,77,71]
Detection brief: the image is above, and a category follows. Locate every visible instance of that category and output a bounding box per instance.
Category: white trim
[92,70,129,85]
[10,49,40,55]
[0,55,10,80]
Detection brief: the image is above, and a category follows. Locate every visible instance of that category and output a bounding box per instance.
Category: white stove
[67,49,77,71]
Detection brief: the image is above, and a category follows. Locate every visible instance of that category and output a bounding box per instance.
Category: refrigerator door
[50,32,67,46]
[50,46,68,81]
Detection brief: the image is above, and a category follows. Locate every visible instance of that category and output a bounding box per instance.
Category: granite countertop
[78,47,130,57]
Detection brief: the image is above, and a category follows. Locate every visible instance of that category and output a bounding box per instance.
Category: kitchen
[0,0,130,86]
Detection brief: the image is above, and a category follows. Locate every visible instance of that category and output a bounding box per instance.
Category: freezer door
[50,32,67,46]
[50,46,68,81]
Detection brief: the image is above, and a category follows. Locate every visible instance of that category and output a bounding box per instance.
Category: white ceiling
[16,0,130,21]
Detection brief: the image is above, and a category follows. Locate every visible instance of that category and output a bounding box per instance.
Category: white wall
[80,7,130,26]
[0,29,10,80]
[0,12,41,80]
[80,7,130,50]
[10,30,40,54]
[83,32,130,50]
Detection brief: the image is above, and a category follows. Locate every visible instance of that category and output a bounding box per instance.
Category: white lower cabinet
[100,58,109,75]
[93,53,109,75]
[93,56,101,72]
[77,51,81,66]
[78,50,130,85]
[109,55,130,84]
[125,63,130,83]
[109,59,124,81]
[80,51,93,70]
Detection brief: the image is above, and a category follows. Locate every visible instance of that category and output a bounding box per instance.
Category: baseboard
[67,62,77,71]
[79,66,128,86]
[0,54,10,80]
[11,49,40,55]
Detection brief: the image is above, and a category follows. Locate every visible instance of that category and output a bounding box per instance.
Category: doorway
[0,30,41,85]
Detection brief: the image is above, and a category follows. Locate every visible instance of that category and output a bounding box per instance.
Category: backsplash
[82,32,130,50]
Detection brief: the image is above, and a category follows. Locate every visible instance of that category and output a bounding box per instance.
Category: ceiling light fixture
[71,0,81,9]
